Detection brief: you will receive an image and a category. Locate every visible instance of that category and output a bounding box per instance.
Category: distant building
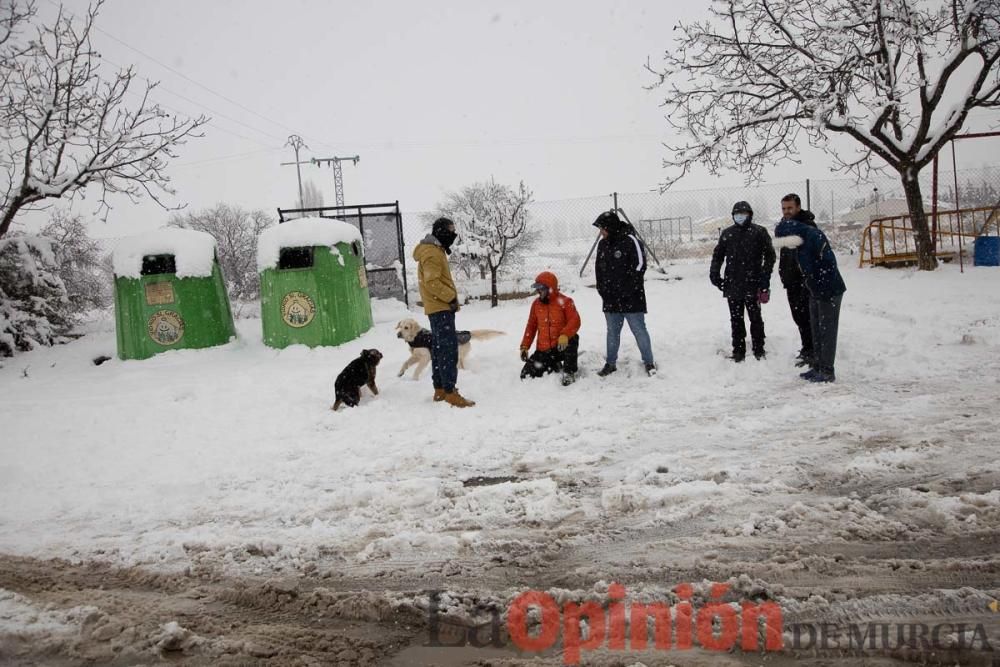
[836,198,912,231]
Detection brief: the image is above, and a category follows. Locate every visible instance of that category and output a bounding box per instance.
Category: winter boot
[443,390,476,408]
[561,372,576,386]
[730,351,746,363]
[808,368,836,383]
[597,363,617,377]
[754,350,766,360]
[433,388,447,402]
[645,363,657,377]
[799,368,819,381]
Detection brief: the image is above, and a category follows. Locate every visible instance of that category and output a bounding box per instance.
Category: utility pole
[312,155,360,206]
[281,135,308,208]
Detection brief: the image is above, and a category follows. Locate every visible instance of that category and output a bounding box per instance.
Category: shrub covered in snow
[0,233,73,358]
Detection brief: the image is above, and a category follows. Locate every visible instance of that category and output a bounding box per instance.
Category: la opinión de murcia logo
[427,584,1000,666]
[429,582,782,665]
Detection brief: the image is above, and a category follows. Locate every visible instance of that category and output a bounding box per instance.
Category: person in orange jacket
[519,271,581,386]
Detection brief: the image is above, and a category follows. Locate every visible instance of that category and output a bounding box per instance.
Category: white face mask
[733,213,749,225]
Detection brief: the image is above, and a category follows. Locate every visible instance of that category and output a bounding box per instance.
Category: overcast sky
[29,0,1000,237]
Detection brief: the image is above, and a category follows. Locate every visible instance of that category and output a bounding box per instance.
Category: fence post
[951,141,964,273]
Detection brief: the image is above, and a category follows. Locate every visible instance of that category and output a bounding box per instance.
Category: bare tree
[301,180,324,209]
[430,180,535,307]
[647,0,1000,270]
[0,0,208,240]
[168,203,274,300]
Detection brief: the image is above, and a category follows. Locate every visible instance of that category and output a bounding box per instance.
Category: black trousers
[727,296,765,356]
[809,293,843,374]
[521,335,579,378]
[785,281,814,356]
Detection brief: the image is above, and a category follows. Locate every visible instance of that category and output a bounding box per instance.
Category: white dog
[395,318,505,379]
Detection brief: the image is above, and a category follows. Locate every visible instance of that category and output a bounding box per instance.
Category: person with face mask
[710,201,777,362]
[519,271,581,385]
[412,217,475,407]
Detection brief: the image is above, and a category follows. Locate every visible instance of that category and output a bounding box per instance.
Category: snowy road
[2,260,999,665]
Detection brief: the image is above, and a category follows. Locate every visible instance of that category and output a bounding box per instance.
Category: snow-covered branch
[0,0,208,239]
[648,0,999,186]
[648,0,1000,269]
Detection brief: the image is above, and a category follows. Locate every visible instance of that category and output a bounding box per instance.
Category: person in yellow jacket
[412,217,475,407]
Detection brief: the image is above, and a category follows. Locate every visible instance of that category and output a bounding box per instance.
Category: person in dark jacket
[777,194,818,366]
[593,211,656,377]
[774,216,847,383]
[710,201,776,361]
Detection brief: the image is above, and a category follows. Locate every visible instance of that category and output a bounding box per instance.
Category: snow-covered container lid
[256,217,363,272]
[112,227,218,279]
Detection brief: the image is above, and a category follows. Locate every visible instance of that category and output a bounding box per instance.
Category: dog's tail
[468,329,506,341]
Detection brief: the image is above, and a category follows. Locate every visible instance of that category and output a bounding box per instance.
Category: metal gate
[277,202,409,305]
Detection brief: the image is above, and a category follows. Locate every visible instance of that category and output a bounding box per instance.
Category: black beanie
[432,217,455,236]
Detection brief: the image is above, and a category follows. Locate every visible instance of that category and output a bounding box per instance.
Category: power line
[36,0,293,150]
[173,147,284,168]
[90,24,339,152]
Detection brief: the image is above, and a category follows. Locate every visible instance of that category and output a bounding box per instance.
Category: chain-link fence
[401,164,1000,303]
[87,163,1000,310]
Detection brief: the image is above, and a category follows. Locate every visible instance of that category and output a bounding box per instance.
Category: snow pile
[112,228,217,279]
[0,588,96,638]
[256,217,362,272]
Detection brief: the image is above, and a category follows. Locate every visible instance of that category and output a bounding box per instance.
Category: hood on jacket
[731,200,754,225]
[774,218,810,246]
[413,235,443,262]
[791,209,816,226]
[593,210,627,235]
[531,271,559,293]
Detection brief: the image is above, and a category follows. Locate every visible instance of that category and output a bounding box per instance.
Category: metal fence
[279,202,409,305]
[400,164,1000,302]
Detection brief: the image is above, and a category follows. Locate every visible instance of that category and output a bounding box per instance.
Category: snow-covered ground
[1,259,999,664]
[2,260,999,574]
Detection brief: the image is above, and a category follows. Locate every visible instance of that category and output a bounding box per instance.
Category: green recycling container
[258,218,374,349]
[112,228,236,360]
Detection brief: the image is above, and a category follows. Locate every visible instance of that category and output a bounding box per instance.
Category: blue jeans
[605,312,654,366]
[429,310,458,392]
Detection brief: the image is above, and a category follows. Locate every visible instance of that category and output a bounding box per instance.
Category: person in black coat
[710,201,776,361]
[777,194,818,366]
[593,211,656,377]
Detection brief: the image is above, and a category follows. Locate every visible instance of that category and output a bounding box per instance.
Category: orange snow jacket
[520,272,581,353]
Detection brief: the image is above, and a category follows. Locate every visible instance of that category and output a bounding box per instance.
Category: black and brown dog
[332,349,382,411]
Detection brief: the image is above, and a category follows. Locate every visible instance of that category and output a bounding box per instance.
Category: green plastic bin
[112,228,236,360]
[258,218,374,349]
